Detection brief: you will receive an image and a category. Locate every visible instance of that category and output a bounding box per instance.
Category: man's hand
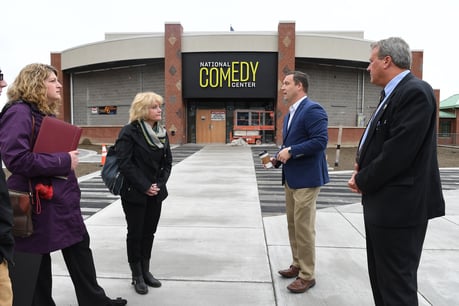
[276,147,292,164]
[146,183,160,196]
[347,163,361,193]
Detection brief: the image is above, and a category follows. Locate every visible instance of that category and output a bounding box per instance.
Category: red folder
[33,116,82,153]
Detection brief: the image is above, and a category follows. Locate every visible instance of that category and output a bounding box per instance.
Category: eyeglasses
[0,73,3,81]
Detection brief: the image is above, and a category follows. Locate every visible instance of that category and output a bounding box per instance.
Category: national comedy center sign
[182,52,277,99]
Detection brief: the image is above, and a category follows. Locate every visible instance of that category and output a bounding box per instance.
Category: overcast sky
[1,0,458,106]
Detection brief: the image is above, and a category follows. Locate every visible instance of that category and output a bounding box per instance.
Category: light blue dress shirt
[358,70,410,151]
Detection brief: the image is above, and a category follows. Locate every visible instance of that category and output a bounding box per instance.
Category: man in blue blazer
[275,71,329,293]
[348,37,445,305]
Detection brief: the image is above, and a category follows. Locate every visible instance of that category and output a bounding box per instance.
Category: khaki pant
[0,259,13,306]
[285,183,320,280]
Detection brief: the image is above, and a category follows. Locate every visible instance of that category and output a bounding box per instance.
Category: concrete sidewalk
[52,144,459,305]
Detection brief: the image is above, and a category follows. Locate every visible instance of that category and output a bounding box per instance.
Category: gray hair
[371,37,412,69]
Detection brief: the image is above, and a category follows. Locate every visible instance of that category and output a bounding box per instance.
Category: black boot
[129,262,148,294]
[141,259,162,287]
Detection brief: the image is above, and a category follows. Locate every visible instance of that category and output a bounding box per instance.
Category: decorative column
[276,21,296,145]
[164,23,185,144]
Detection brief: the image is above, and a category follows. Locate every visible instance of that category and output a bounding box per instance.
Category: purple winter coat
[0,102,86,253]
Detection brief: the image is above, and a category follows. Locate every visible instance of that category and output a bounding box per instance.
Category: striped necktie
[358,89,387,153]
[379,89,386,103]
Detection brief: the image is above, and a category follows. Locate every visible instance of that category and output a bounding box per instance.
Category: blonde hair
[7,63,60,115]
[128,92,164,123]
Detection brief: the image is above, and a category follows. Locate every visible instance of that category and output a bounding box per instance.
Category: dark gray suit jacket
[355,73,445,227]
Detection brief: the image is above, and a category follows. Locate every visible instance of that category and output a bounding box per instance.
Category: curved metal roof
[60,31,371,70]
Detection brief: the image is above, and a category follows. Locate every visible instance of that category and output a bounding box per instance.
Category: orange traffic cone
[100,144,107,166]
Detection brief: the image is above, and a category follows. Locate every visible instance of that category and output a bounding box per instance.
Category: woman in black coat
[116,92,172,295]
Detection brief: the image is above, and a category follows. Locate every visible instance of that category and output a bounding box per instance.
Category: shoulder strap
[1,100,36,146]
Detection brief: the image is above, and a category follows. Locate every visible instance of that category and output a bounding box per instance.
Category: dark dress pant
[32,233,110,306]
[122,196,162,263]
[365,221,428,306]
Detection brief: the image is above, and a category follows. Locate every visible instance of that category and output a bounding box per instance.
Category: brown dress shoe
[278,265,300,278]
[287,277,316,293]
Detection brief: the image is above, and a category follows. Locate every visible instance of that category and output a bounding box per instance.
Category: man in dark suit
[274,71,329,293]
[348,37,445,305]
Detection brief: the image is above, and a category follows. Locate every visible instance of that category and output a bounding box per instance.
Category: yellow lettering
[231,62,239,82]
[199,68,208,87]
[250,62,259,81]
[199,61,259,88]
[220,68,231,87]
[240,62,249,81]
[209,67,219,88]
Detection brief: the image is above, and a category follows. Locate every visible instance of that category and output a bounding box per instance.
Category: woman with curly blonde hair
[0,63,127,306]
[6,64,60,115]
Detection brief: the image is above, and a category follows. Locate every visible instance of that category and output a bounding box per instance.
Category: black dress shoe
[109,297,127,305]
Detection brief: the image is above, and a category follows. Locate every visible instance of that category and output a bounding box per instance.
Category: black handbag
[101,145,124,195]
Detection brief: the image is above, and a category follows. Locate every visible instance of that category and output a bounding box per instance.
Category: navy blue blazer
[281,97,329,189]
[355,73,445,227]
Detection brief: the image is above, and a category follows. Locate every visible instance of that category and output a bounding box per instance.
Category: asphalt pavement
[49,144,459,305]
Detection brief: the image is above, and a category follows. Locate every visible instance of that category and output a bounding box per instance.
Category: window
[439,120,451,137]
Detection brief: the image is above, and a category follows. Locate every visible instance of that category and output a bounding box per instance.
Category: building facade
[439,94,459,145]
[50,21,429,146]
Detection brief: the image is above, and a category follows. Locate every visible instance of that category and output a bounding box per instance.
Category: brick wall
[276,22,296,145]
[164,23,186,144]
[80,126,122,145]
